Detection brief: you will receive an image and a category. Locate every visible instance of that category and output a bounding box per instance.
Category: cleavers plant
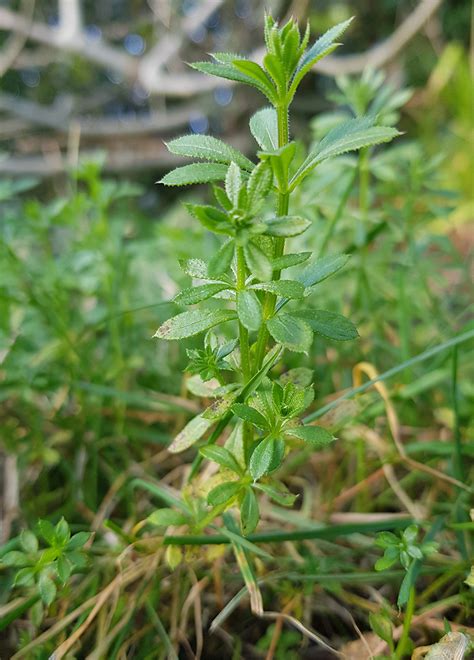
[154,15,399,537]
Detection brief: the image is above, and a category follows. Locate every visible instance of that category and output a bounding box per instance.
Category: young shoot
[154,14,399,536]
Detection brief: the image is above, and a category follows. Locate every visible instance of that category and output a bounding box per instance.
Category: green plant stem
[236,246,251,382]
[395,586,415,659]
[253,102,290,371]
[236,245,253,462]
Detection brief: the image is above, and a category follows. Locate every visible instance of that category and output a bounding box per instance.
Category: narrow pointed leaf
[155,309,237,340]
[244,242,272,282]
[174,283,229,305]
[267,314,313,353]
[236,289,262,331]
[299,254,350,288]
[250,280,305,299]
[264,215,311,237]
[272,252,312,270]
[250,436,276,480]
[291,117,400,187]
[148,509,189,527]
[208,240,235,278]
[166,134,254,171]
[200,446,243,474]
[160,163,228,186]
[249,107,278,150]
[285,425,335,447]
[168,414,213,453]
[294,309,358,341]
[232,403,269,429]
[240,488,259,535]
[207,481,242,506]
[225,162,241,206]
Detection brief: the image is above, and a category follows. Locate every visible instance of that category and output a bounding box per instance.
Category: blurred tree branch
[0,0,444,176]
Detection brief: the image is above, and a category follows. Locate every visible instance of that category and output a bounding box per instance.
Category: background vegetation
[0,1,472,657]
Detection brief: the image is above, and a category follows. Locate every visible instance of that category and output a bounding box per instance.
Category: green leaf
[56,555,72,584]
[299,254,350,289]
[55,518,70,546]
[232,403,269,430]
[375,554,398,571]
[249,107,278,151]
[185,203,230,234]
[160,163,228,186]
[208,240,235,278]
[284,425,335,447]
[190,60,256,85]
[207,481,242,506]
[259,142,296,193]
[294,309,358,341]
[179,258,209,279]
[213,185,232,210]
[37,520,56,545]
[225,162,242,206]
[290,18,354,96]
[263,52,286,91]
[250,280,305,299]
[291,117,400,188]
[240,488,260,535]
[20,530,38,554]
[397,567,415,607]
[264,215,311,237]
[166,134,253,171]
[13,567,35,587]
[168,414,213,453]
[232,60,276,101]
[202,392,237,421]
[250,436,276,480]
[272,252,312,270]
[280,367,314,388]
[246,161,273,211]
[254,482,297,507]
[174,283,230,305]
[244,241,273,282]
[154,309,237,340]
[267,314,313,353]
[147,508,189,527]
[2,551,28,567]
[65,532,92,551]
[236,289,262,332]
[369,612,393,646]
[200,445,243,474]
[38,573,56,607]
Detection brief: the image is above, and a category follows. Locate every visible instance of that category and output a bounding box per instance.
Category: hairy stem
[236,246,251,382]
[236,245,253,463]
[253,103,290,371]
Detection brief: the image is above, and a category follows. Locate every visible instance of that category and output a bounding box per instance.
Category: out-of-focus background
[0,2,473,657]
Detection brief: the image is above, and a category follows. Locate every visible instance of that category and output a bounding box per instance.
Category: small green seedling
[1,518,91,609]
[153,14,399,536]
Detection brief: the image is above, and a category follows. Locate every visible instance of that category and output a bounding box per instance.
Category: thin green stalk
[236,246,251,382]
[395,586,415,659]
[254,103,290,371]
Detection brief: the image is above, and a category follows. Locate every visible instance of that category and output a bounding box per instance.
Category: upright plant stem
[395,586,415,659]
[254,103,290,371]
[236,246,251,382]
[237,245,252,462]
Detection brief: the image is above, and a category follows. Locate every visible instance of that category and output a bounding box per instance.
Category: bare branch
[57,0,82,44]
[0,93,196,135]
[0,0,35,77]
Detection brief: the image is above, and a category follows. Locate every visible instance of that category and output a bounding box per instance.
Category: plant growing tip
[154,14,399,538]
